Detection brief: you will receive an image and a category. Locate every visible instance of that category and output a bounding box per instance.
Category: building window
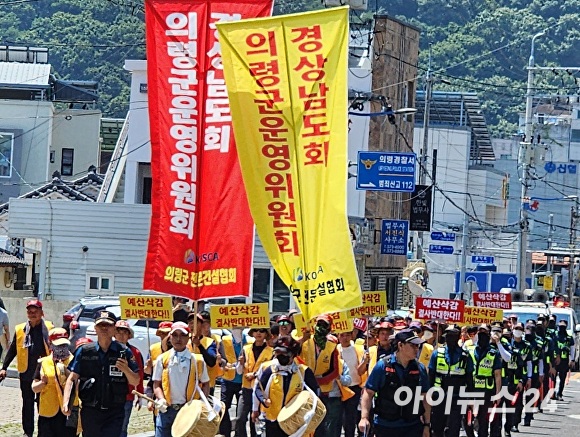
[572,129,580,143]
[61,148,74,176]
[251,266,290,313]
[86,273,114,295]
[0,132,14,178]
[142,177,152,204]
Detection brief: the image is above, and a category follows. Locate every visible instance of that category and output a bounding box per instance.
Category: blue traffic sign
[472,255,494,264]
[429,244,454,255]
[431,232,456,242]
[380,219,408,255]
[356,151,416,192]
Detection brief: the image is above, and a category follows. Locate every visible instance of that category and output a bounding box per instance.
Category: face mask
[446,334,459,347]
[52,344,70,361]
[422,331,433,341]
[548,321,556,329]
[477,333,490,347]
[559,326,567,333]
[513,330,523,339]
[277,355,291,366]
[314,324,329,348]
[525,333,534,342]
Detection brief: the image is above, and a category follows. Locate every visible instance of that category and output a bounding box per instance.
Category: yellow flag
[217,7,361,320]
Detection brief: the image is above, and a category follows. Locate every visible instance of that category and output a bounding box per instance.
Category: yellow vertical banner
[217,7,361,320]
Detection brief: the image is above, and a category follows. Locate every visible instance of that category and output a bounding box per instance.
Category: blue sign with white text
[472,255,494,264]
[381,219,408,255]
[429,245,454,254]
[431,232,456,242]
[357,151,416,192]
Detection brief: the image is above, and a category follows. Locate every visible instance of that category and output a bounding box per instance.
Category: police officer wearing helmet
[62,311,140,437]
[428,325,474,437]
[359,329,431,437]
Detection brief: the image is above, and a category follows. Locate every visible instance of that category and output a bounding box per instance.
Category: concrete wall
[50,109,102,178]
[1,294,76,332]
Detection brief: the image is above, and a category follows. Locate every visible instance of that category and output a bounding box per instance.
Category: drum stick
[132,390,156,404]
[566,369,571,385]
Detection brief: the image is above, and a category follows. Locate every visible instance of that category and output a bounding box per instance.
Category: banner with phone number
[143,0,273,301]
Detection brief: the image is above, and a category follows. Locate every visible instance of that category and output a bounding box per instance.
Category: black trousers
[556,360,570,396]
[464,393,500,437]
[373,422,423,437]
[219,379,242,436]
[38,411,78,437]
[342,385,362,437]
[20,378,35,437]
[265,420,288,437]
[235,387,257,437]
[505,384,523,431]
[80,406,125,437]
[524,375,540,423]
[431,396,463,437]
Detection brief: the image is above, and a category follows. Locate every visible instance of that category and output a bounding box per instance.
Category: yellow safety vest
[434,346,468,387]
[38,354,77,417]
[150,342,163,364]
[337,358,355,401]
[160,351,204,404]
[220,336,239,381]
[470,349,496,390]
[242,343,273,389]
[15,321,54,373]
[300,338,337,393]
[263,364,307,421]
[188,336,219,387]
[368,345,378,374]
[338,343,368,388]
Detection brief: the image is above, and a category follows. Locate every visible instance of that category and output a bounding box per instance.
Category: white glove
[154,398,168,413]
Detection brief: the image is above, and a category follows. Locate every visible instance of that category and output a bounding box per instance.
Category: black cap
[395,329,425,345]
[94,310,117,325]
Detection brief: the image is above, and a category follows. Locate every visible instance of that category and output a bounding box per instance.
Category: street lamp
[517,30,546,293]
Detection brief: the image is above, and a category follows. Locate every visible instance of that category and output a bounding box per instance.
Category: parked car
[506,302,551,325]
[63,297,163,359]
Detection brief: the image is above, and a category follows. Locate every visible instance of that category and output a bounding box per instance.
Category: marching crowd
[0,298,576,437]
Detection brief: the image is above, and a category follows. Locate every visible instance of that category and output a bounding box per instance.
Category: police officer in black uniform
[62,311,140,437]
[554,319,575,400]
[429,326,474,437]
[523,322,544,427]
[506,324,531,434]
[359,329,431,437]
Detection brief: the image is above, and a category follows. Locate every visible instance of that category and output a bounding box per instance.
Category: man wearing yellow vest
[145,321,173,376]
[217,328,246,437]
[32,328,79,437]
[367,321,393,373]
[253,335,319,436]
[236,327,273,437]
[187,312,219,393]
[299,314,340,437]
[152,321,209,437]
[337,330,367,437]
[0,299,54,437]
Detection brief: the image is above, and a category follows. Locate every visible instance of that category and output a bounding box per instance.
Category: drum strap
[194,379,222,422]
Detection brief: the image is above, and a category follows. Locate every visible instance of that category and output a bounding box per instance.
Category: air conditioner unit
[324,0,368,11]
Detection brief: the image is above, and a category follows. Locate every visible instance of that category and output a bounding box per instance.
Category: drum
[171,399,225,437]
[278,391,326,436]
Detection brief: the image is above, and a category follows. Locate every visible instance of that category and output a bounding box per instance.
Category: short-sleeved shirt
[68,340,139,375]
[152,349,210,405]
[365,354,429,428]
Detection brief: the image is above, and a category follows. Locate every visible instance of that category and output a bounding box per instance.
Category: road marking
[569,414,580,420]
[570,372,580,381]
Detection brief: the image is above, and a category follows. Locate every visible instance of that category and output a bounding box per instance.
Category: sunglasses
[278,321,290,325]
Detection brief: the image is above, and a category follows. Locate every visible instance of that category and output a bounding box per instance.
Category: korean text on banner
[415,297,465,323]
[119,295,173,321]
[210,303,270,330]
[294,311,353,335]
[473,292,512,310]
[217,6,361,320]
[348,291,387,318]
[143,0,273,301]
[459,306,504,326]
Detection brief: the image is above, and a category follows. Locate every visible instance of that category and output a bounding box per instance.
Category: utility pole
[459,134,471,298]
[517,31,544,293]
[416,48,432,261]
[547,213,553,274]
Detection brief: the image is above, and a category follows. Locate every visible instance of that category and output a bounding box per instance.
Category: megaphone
[523,289,536,301]
[533,290,549,303]
[511,290,524,302]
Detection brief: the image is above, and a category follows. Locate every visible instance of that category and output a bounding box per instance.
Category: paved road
[1,374,579,436]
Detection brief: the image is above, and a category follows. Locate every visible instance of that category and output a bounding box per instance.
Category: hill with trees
[1,0,577,136]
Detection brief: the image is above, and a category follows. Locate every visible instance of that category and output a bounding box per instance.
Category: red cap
[75,337,93,349]
[48,328,69,346]
[394,320,407,329]
[376,321,394,330]
[316,314,333,326]
[26,299,43,309]
[157,321,173,333]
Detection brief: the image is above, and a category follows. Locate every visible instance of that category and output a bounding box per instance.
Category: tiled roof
[0,169,105,214]
[0,252,27,266]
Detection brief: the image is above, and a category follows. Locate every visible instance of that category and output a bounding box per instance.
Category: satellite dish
[408,280,425,296]
[424,288,434,297]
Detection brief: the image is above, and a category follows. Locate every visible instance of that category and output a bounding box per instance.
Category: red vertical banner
[144,0,273,300]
